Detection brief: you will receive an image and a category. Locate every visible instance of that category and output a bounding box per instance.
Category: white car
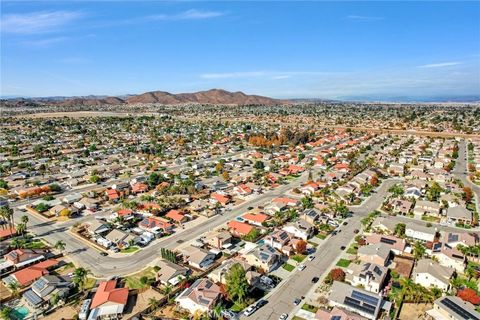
[308,255,315,261]
[297,264,306,271]
[243,305,257,317]
[279,314,288,320]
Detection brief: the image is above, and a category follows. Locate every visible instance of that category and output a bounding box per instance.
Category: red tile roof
[90,280,128,309]
[242,213,269,224]
[165,209,186,222]
[228,220,254,236]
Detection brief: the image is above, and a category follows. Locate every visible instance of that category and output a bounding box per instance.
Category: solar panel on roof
[373,266,382,276]
[344,297,376,315]
[440,297,480,320]
[23,289,43,306]
[330,316,341,320]
[352,290,379,306]
[380,237,396,245]
[448,233,459,243]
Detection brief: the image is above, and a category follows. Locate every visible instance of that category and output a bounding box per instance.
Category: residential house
[328,281,391,320]
[446,206,472,225]
[203,230,233,249]
[242,213,269,227]
[357,244,391,267]
[88,280,128,320]
[156,260,189,286]
[346,262,388,294]
[427,296,480,320]
[228,220,254,238]
[413,259,455,292]
[413,200,441,218]
[243,243,282,272]
[139,217,173,235]
[431,243,466,272]
[365,234,407,255]
[405,224,437,242]
[181,246,216,270]
[175,278,222,315]
[23,275,73,309]
[282,219,315,240]
[208,258,251,284]
[3,259,59,287]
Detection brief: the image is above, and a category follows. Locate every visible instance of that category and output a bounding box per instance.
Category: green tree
[7,281,20,298]
[394,223,406,237]
[72,267,90,290]
[0,307,12,320]
[413,241,426,260]
[301,196,314,209]
[225,263,249,304]
[253,160,265,170]
[0,179,8,190]
[54,240,66,253]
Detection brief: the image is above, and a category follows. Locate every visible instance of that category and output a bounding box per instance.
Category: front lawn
[421,215,440,222]
[316,234,327,240]
[121,246,139,253]
[291,254,306,263]
[301,303,318,313]
[346,244,358,255]
[125,267,156,289]
[283,263,295,272]
[336,259,351,268]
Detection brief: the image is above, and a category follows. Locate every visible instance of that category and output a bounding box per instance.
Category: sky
[1,1,479,100]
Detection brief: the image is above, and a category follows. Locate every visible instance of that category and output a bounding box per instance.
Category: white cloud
[146,9,225,22]
[20,36,69,47]
[1,10,83,34]
[418,61,463,68]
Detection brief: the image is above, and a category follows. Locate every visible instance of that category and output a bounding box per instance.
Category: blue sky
[1,1,479,100]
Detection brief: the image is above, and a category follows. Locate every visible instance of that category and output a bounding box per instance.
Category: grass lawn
[283,263,295,272]
[292,317,306,320]
[308,241,319,248]
[336,259,351,268]
[125,267,156,289]
[421,215,440,222]
[301,303,318,313]
[316,234,327,240]
[84,277,97,290]
[121,246,139,253]
[346,244,358,255]
[291,254,306,263]
[25,239,48,249]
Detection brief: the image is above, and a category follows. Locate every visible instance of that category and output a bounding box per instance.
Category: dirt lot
[123,288,164,319]
[393,256,414,278]
[42,305,78,320]
[399,303,432,320]
[0,282,12,301]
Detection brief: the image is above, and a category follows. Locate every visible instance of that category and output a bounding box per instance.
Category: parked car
[279,314,288,320]
[221,310,237,319]
[256,299,268,308]
[308,255,315,261]
[100,252,108,256]
[340,246,346,250]
[293,298,301,305]
[354,229,360,234]
[311,277,319,283]
[243,305,257,317]
[298,264,306,271]
[343,221,348,225]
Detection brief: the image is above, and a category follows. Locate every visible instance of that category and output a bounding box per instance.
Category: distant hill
[4,89,287,106]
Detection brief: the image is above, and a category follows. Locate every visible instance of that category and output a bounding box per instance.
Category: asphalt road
[246,179,400,320]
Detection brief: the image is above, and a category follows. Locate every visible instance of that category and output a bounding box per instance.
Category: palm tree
[7,281,20,298]
[21,215,29,233]
[162,284,173,301]
[148,297,160,313]
[211,303,224,320]
[16,223,26,236]
[54,240,66,253]
[50,292,61,306]
[0,205,14,230]
[10,237,21,249]
[72,267,90,290]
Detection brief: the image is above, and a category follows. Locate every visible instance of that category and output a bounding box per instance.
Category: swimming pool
[11,306,29,320]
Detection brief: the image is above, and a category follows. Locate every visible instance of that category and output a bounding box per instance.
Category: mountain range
[3,89,288,107]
